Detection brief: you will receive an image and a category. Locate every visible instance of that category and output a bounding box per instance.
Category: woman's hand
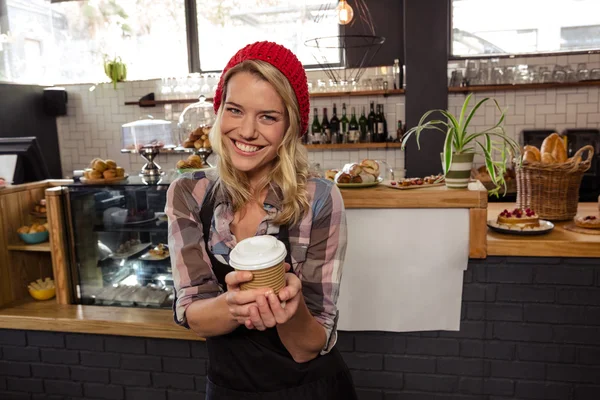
[244,263,303,331]
[224,271,271,325]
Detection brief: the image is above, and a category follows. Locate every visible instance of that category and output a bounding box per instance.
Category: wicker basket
[516,145,594,220]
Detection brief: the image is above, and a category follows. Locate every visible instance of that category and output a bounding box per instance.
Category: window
[452,0,600,57]
[0,0,188,84]
[196,0,339,71]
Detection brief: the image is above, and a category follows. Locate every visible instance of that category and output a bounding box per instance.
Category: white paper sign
[0,154,17,183]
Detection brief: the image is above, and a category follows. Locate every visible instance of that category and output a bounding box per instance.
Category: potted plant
[401,93,521,196]
[103,55,127,90]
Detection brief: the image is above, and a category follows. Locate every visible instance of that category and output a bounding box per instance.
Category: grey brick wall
[1,256,600,400]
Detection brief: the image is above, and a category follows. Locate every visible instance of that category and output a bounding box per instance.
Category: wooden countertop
[0,179,73,195]
[341,181,487,209]
[0,300,203,341]
[487,203,600,257]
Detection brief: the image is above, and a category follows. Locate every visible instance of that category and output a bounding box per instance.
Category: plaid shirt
[165,172,347,353]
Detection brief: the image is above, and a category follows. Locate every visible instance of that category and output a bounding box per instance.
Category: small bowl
[19,230,49,244]
[29,287,56,301]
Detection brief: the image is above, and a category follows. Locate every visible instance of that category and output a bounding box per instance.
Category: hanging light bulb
[335,0,354,25]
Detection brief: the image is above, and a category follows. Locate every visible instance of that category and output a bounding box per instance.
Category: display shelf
[449,80,600,93]
[123,89,405,106]
[7,243,51,252]
[309,89,405,98]
[305,142,403,150]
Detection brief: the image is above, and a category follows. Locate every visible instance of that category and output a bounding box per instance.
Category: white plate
[487,219,554,236]
[139,250,170,261]
[336,177,383,188]
[110,242,151,259]
[111,210,158,225]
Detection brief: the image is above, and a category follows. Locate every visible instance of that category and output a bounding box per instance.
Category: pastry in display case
[65,176,174,309]
[178,95,215,169]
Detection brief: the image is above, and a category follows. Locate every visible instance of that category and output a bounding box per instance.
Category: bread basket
[516,145,595,220]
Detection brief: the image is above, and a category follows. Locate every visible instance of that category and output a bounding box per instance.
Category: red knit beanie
[213,41,309,136]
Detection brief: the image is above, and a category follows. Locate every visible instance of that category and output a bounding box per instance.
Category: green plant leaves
[401,92,524,196]
[103,55,127,90]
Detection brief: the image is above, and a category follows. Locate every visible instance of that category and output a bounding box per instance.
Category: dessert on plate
[327,159,380,184]
[574,215,600,229]
[496,208,540,229]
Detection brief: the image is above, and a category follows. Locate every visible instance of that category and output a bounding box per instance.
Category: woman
[166,41,357,399]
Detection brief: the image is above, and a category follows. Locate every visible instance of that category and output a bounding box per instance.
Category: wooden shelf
[124,89,405,106]
[449,80,600,93]
[7,243,51,252]
[309,89,405,98]
[306,142,403,150]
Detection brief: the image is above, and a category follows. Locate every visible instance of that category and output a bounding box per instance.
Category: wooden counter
[340,181,487,209]
[0,299,202,340]
[487,203,600,258]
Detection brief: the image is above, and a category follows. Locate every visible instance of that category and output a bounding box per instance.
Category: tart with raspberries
[497,208,540,229]
[574,215,600,229]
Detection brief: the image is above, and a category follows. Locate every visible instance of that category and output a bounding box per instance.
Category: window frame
[447,0,600,61]
[187,0,342,73]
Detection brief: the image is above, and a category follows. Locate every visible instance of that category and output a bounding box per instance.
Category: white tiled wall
[55,55,599,178]
[55,66,406,178]
[447,53,600,166]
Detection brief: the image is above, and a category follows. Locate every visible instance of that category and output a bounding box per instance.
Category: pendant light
[335,0,354,25]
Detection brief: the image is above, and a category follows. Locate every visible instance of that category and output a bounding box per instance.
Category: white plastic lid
[229,235,287,271]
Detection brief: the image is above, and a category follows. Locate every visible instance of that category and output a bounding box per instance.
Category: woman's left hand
[245,263,302,331]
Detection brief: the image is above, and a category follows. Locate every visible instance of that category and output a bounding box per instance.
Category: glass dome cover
[121,115,175,151]
[177,95,216,148]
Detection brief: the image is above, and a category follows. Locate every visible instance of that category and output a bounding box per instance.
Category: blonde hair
[209,60,310,226]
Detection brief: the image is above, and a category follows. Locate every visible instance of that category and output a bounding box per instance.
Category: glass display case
[65,175,175,309]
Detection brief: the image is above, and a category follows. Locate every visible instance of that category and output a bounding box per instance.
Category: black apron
[199,190,357,400]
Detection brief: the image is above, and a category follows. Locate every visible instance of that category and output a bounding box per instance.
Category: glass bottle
[368,101,376,143]
[349,107,359,144]
[321,107,330,144]
[396,120,405,143]
[359,106,368,143]
[393,59,400,90]
[311,107,321,144]
[330,103,340,144]
[340,103,349,142]
[380,104,388,142]
[375,104,384,143]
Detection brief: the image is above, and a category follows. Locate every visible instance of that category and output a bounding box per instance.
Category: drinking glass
[577,63,589,81]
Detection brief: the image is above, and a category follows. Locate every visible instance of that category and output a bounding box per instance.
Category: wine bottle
[396,120,405,142]
[367,101,376,143]
[375,105,384,143]
[359,106,368,143]
[349,107,359,143]
[330,103,340,143]
[311,108,321,144]
[321,107,330,144]
[380,104,388,142]
[340,103,349,143]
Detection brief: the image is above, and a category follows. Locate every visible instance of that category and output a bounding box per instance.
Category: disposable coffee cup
[229,235,287,294]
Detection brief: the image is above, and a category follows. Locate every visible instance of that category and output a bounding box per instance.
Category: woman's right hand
[224,271,270,325]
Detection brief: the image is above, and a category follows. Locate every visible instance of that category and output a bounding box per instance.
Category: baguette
[523,150,540,163]
[523,145,541,162]
[541,152,557,164]
[541,133,567,163]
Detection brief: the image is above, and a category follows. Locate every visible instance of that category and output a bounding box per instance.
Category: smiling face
[220,71,288,182]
